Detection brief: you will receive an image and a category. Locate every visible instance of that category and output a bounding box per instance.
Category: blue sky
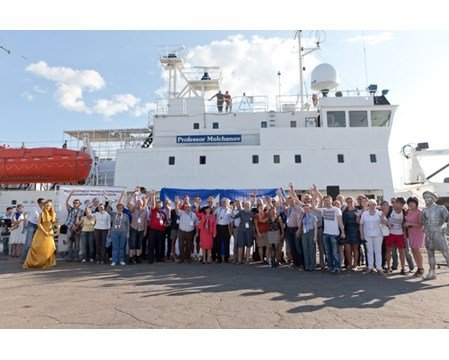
[1,2,449,186]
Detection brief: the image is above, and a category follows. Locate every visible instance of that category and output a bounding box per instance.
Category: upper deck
[151,91,397,148]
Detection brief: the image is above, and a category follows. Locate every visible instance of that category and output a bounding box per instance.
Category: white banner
[56,186,126,252]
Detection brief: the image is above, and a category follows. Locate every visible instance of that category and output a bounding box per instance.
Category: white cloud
[132,101,157,118]
[26,60,105,113]
[344,32,394,45]
[93,93,141,117]
[32,85,47,94]
[21,91,34,101]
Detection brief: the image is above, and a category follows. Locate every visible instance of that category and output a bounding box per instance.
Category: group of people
[2,184,449,280]
[209,90,232,113]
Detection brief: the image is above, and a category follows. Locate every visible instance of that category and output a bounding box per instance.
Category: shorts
[129,228,144,250]
[237,230,253,248]
[386,234,405,249]
[170,229,178,241]
[346,231,361,246]
[256,232,269,247]
[268,231,281,245]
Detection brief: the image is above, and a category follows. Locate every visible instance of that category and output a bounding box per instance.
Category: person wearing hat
[421,191,449,280]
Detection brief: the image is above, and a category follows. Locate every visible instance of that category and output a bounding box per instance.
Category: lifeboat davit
[0,147,93,184]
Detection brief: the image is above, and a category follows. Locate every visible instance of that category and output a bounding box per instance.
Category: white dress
[9,212,27,245]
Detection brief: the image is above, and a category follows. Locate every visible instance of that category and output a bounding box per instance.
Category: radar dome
[311,63,339,92]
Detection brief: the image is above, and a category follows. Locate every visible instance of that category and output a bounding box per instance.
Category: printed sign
[176,135,242,144]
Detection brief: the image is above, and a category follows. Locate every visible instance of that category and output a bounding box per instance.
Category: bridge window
[327,111,346,127]
[274,155,280,164]
[290,121,297,128]
[261,121,267,128]
[252,155,259,164]
[193,123,200,130]
[295,154,302,163]
[337,154,344,163]
[212,122,219,129]
[349,111,368,127]
[199,156,206,165]
[370,154,377,163]
[168,156,175,165]
[371,110,392,127]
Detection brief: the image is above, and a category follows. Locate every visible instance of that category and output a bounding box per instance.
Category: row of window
[189,110,391,130]
[327,110,391,128]
[168,154,378,165]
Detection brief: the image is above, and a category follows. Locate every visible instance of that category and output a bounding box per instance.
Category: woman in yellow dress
[23,200,58,269]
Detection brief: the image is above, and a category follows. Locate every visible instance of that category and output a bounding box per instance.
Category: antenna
[362,31,368,88]
[294,30,323,110]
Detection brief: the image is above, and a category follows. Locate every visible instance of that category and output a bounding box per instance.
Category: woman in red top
[197,206,216,264]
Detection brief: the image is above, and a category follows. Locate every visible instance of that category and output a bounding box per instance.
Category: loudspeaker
[326,185,340,200]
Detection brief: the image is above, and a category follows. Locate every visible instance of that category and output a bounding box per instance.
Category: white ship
[113,32,397,200]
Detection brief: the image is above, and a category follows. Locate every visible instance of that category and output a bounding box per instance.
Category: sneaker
[400,269,408,275]
[392,266,398,271]
[131,257,137,265]
[136,257,142,264]
[89,259,94,263]
[81,259,86,263]
[384,268,392,274]
[119,261,126,266]
[111,262,116,267]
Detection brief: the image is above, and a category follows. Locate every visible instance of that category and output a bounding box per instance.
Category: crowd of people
[2,184,449,280]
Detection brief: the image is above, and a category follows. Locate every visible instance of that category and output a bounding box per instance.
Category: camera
[0,218,12,228]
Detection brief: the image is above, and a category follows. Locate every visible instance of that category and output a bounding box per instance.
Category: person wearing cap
[421,191,449,280]
[175,199,198,263]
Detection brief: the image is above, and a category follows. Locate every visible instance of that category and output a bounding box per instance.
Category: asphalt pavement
[1,253,448,328]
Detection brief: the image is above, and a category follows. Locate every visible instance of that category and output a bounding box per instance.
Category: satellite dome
[311,63,339,92]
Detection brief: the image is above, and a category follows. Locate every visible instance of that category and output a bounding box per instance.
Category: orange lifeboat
[0,147,93,184]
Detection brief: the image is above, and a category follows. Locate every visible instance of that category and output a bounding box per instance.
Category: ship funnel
[311,63,339,96]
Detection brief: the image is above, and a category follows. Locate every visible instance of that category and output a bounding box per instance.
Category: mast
[295,30,305,110]
[294,30,323,110]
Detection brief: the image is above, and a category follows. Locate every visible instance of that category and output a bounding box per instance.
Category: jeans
[21,222,38,261]
[285,227,299,266]
[111,231,127,263]
[323,234,340,271]
[81,231,95,261]
[68,229,81,261]
[302,229,316,271]
[213,225,230,262]
[2,234,9,255]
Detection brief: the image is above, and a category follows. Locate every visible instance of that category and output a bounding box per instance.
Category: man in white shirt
[317,195,346,273]
[175,201,198,263]
[213,198,232,263]
[21,198,45,262]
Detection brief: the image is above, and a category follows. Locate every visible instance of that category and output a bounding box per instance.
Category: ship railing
[181,67,222,84]
[157,45,187,63]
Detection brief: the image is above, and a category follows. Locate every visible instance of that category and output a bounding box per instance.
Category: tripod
[237,92,252,112]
